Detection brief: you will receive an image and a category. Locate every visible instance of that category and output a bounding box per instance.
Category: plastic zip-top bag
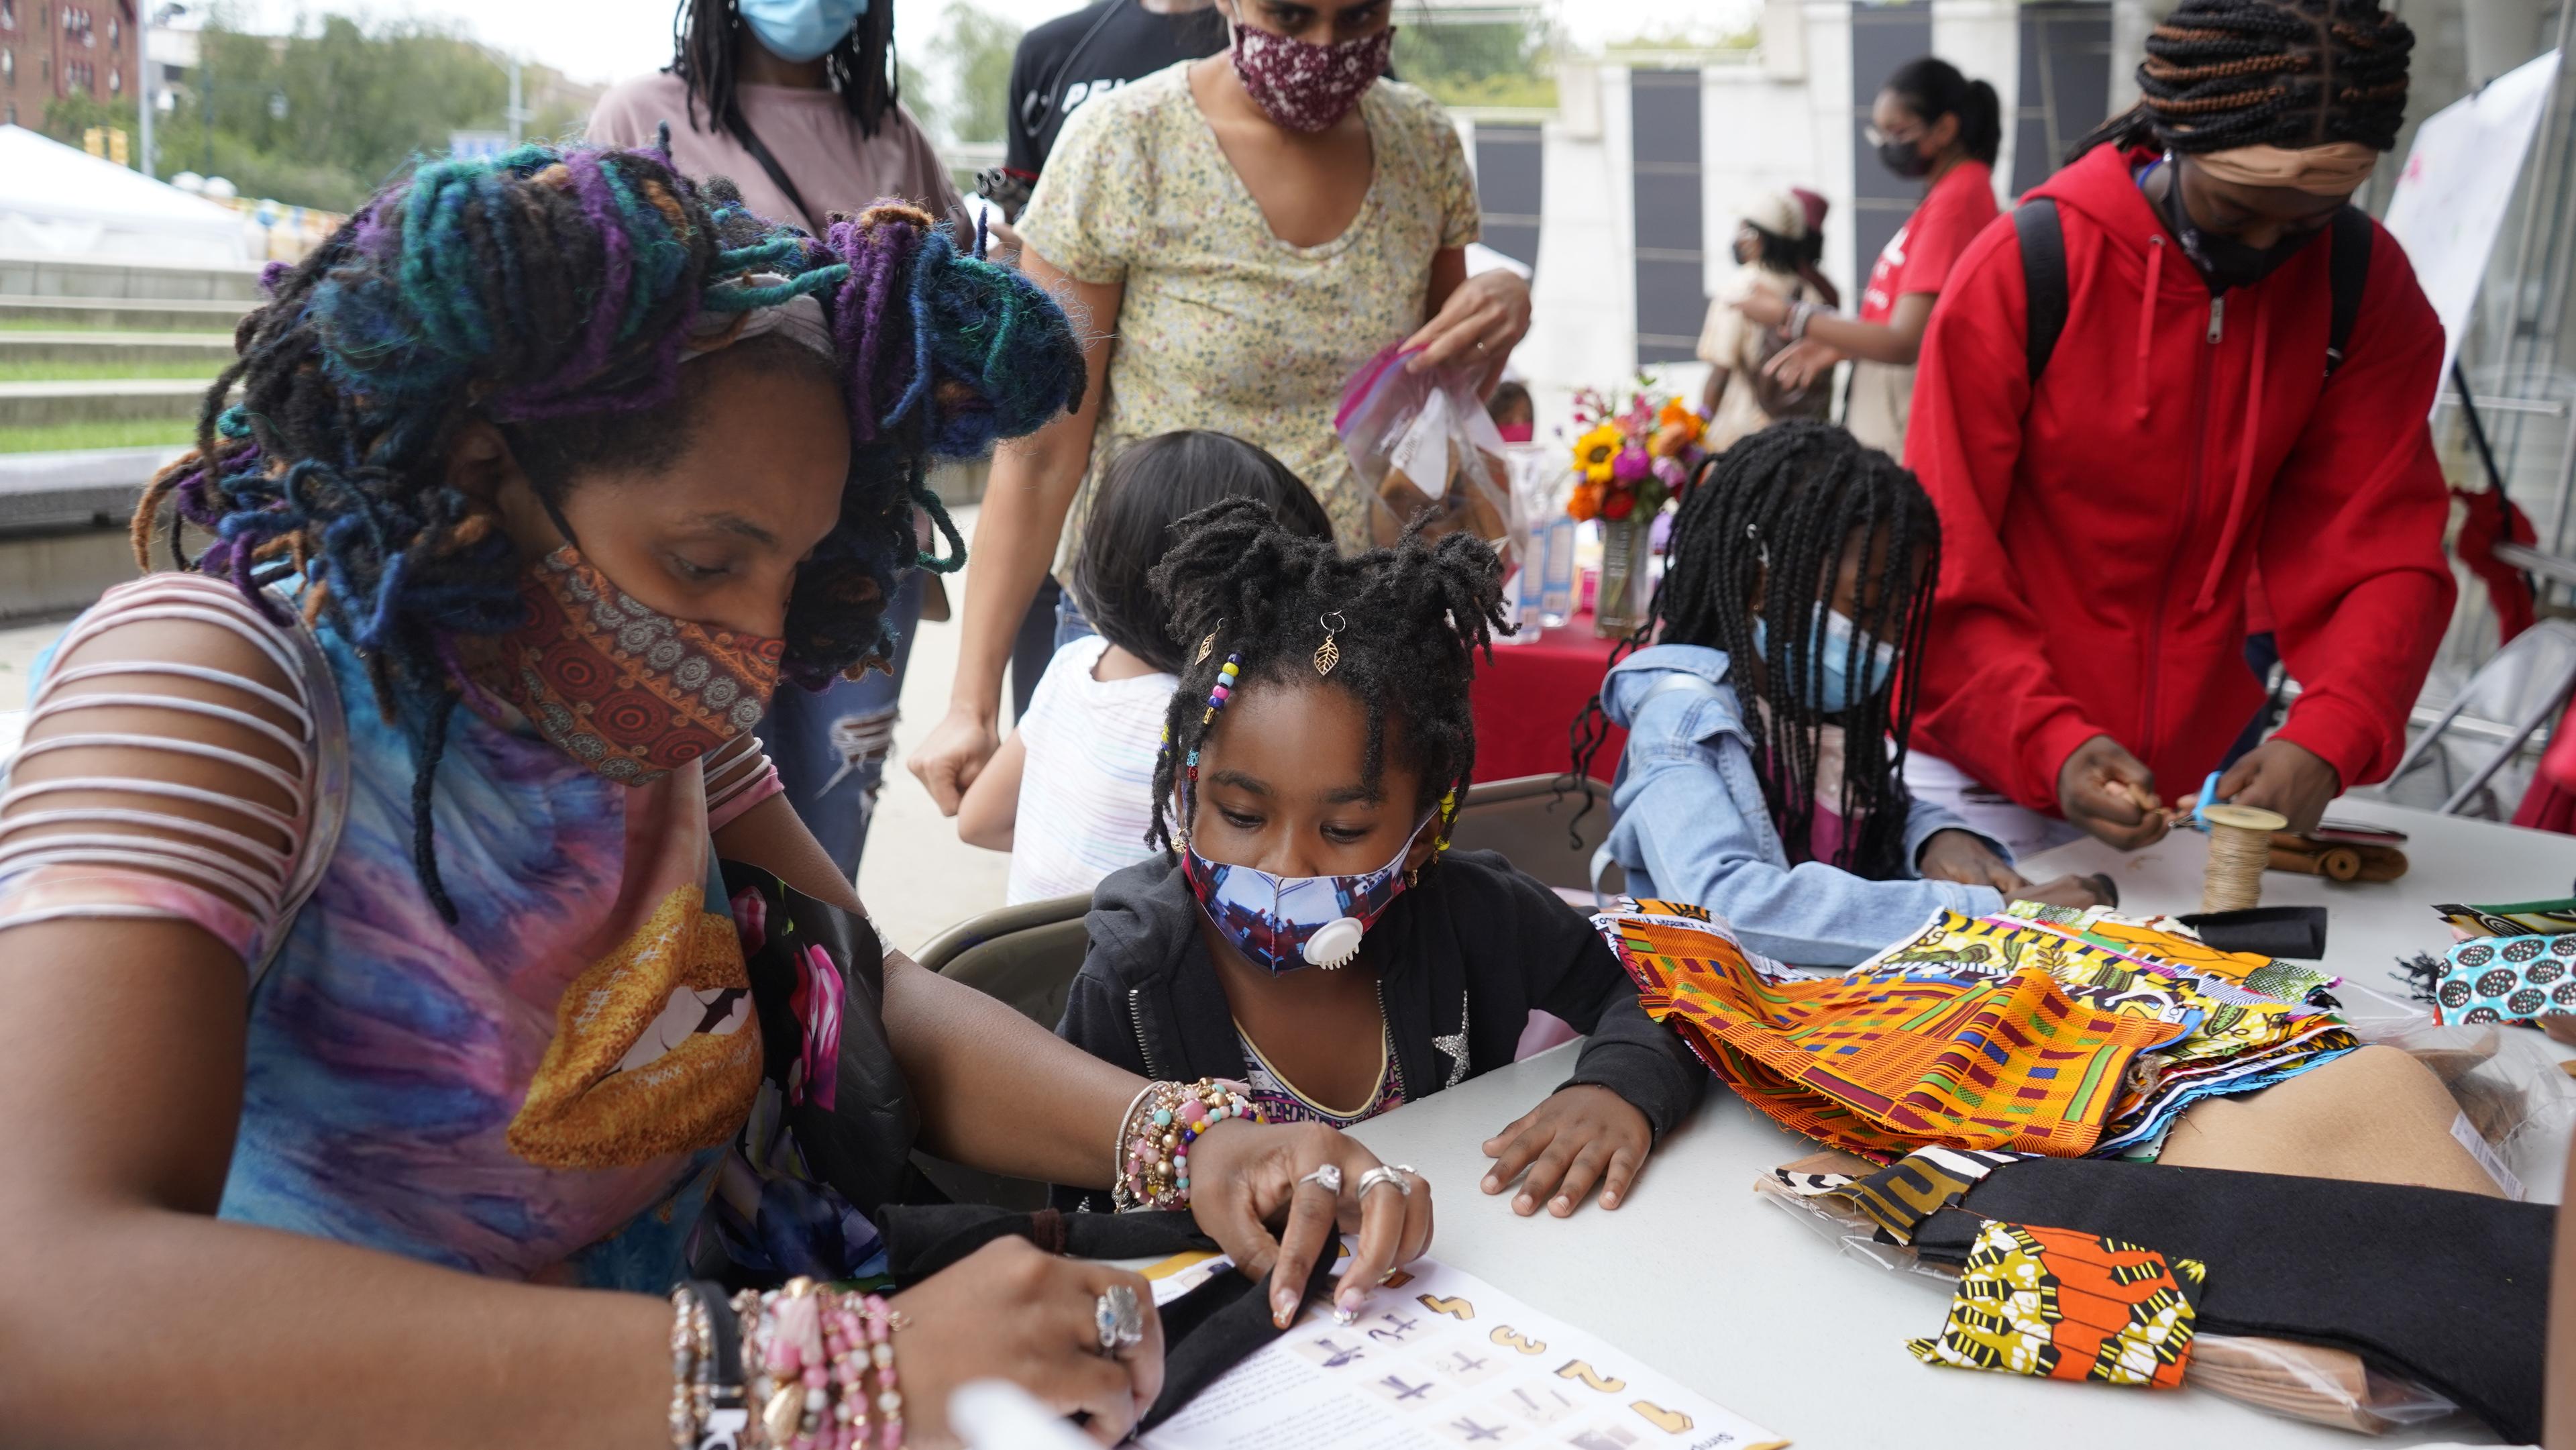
[1334,345,1516,560]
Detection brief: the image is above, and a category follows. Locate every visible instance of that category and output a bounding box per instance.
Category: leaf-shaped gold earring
[1195,630,1217,666]
[1313,611,1348,677]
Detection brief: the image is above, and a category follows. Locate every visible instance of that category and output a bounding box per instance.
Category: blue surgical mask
[1178,814,1431,974]
[1753,603,1898,714]
[739,0,868,64]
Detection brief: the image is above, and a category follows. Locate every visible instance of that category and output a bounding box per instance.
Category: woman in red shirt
[1738,57,2000,457]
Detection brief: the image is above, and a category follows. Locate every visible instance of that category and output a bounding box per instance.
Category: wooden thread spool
[2201,804,2290,913]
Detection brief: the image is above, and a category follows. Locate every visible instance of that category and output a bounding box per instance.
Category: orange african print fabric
[1908,1220,2204,1389]
[1601,900,2185,1161]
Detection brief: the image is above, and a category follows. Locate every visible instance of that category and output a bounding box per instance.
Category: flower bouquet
[1567,389,1705,635]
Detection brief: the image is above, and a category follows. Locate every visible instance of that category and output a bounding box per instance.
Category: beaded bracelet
[1113,1078,1261,1211]
[706,1278,910,1450]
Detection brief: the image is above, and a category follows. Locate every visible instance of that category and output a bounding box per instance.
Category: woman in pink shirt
[591,0,969,887]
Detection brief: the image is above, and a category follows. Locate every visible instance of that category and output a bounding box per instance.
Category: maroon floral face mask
[1229,22,1393,134]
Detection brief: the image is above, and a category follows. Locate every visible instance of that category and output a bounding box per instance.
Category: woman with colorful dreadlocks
[592,0,971,885]
[1574,423,2110,967]
[0,142,1428,1446]
[1901,0,2451,856]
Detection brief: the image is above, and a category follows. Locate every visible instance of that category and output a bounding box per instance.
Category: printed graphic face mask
[490,546,784,785]
[1754,603,1898,715]
[1229,21,1393,134]
[739,0,869,64]
[1180,813,1431,973]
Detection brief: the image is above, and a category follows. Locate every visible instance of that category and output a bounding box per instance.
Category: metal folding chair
[1444,773,1624,900]
[2382,619,2576,815]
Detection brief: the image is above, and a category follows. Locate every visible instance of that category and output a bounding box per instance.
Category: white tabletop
[1334,796,2576,1450]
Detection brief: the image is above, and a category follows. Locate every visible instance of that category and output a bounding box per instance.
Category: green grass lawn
[0,360,228,384]
[0,419,197,454]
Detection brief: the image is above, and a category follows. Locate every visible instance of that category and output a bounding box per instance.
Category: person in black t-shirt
[985,0,1226,221]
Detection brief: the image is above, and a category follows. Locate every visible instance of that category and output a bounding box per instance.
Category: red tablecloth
[1470,606,1629,782]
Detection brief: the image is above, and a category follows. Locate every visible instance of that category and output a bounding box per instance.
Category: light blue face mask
[1753,603,1898,714]
[739,0,869,64]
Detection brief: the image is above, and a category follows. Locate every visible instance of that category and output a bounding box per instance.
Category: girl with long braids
[592,0,969,884]
[1902,0,2452,858]
[1057,501,1703,1221]
[0,143,1431,1446]
[1574,422,2107,967]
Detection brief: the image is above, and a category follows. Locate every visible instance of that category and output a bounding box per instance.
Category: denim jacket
[1599,644,2005,966]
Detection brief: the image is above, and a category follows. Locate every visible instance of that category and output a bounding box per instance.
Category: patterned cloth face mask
[1180,813,1432,973]
[489,546,786,786]
[1228,22,1394,134]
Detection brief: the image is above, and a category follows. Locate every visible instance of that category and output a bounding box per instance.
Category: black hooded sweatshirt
[1054,848,1705,1202]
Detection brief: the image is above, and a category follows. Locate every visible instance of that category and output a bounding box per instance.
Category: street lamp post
[136,2,184,179]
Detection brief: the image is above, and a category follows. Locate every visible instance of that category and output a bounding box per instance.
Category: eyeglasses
[1864,124,1926,148]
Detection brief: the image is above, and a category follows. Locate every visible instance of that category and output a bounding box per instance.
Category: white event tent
[0,124,250,264]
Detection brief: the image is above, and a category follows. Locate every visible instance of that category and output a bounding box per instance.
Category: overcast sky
[195,0,1741,88]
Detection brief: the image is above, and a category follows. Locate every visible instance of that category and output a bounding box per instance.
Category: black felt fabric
[879,1204,1340,1431]
[1911,1159,2551,1442]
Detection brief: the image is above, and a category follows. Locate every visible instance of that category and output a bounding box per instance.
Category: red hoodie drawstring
[2135,238,2164,424]
[2194,287,2269,613]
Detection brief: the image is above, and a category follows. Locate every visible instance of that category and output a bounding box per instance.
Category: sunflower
[1573,423,1624,484]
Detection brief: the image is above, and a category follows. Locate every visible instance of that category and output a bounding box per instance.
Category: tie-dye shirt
[1,575,787,1290]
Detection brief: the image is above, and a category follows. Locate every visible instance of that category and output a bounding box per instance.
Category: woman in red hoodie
[1902,0,2451,852]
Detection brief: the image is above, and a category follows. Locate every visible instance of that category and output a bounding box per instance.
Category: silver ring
[1297,1163,1344,1194]
[1095,1284,1144,1355]
[1356,1166,1413,1198]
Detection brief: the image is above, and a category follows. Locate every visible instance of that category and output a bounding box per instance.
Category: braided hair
[673,0,904,140]
[1570,421,1941,878]
[2071,0,2413,161]
[1144,499,1509,853]
[135,137,1083,917]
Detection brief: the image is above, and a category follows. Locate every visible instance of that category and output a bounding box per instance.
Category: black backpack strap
[2015,198,2068,383]
[721,103,820,233]
[2324,204,2373,378]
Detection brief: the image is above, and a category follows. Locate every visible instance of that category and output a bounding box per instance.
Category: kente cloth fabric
[1907,1220,2203,1389]
[2436,896,2576,938]
[2430,931,2576,1024]
[1597,899,2186,1161]
[1913,1158,2553,1443]
[1858,906,2361,1157]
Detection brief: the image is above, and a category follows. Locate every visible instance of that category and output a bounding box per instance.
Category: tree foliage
[127,12,592,213]
[1391,9,1558,111]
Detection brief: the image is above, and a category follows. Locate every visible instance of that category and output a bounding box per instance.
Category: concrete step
[0,378,218,428]
[0,330,235,368]
[0,251,269,303]
[0,297,250,331]
[0,445,188,533]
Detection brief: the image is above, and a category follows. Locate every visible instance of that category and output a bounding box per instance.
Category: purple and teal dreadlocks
[134,134,1085,917]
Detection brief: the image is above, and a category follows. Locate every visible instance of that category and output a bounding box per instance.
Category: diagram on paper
[1140,1249,1786,1450]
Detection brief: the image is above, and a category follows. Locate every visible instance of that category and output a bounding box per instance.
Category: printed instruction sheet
[1139,1247,1785,1450]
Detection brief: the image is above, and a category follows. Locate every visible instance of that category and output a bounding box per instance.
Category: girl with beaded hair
[1899,0,2455,865]
[0,140,1428,1445]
